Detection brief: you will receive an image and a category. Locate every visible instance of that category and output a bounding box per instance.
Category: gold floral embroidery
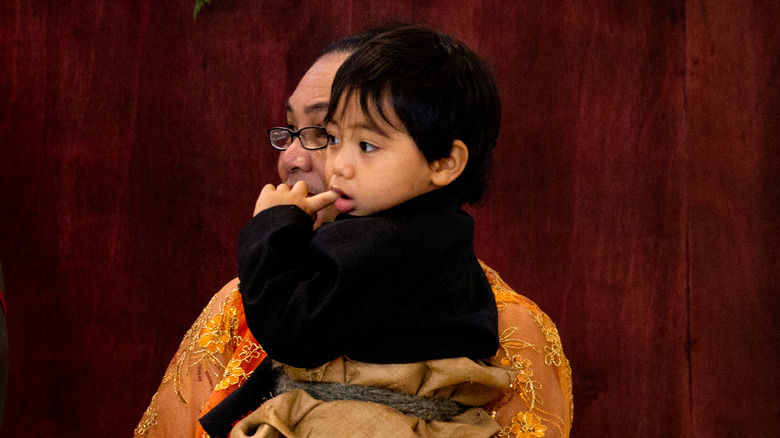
[136,290,243,434]
[133,392,159,435]
[531,312,563,367]
[214,341,264,391]
[508,411,547,438]
[166,290,240,403]
[215,359,247,391]
[199,312,234,354]
[504,356,543,410]
[481,260,572,437]
[492,304,545,415]
[493,313,547,437]
[531,310,574,425]
[498,326,542,355]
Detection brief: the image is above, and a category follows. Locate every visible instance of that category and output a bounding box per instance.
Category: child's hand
[253,181,339,217]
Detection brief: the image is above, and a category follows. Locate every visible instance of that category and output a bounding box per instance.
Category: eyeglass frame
[267,126,330,151]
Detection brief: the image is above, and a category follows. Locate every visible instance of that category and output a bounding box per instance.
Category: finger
[313,205,338,229]
[303,190,339,214]
[260,183,276,195]
[290,180,309,196]
[275,183,292,192]
[255,184,278,216]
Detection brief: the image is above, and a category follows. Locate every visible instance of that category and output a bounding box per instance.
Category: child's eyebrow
[327,120,391,139]
[353,122,390,138]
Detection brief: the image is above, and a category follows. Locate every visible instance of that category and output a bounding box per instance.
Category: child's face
[325,95,438,216]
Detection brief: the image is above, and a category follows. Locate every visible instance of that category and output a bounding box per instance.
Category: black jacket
[237,190,499,368]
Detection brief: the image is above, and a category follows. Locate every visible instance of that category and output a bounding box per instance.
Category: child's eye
[359,142,378,152]
[327,134,340,145]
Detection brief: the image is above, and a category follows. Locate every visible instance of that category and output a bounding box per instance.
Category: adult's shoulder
[213,277,241,308]
[479,261,561,350]
[478,260,573,437]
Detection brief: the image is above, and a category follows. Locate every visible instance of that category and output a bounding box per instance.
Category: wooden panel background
[0,0,777,436]
[686,0,780,435]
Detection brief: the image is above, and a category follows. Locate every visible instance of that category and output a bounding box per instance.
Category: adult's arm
[134,278,242,438]
[481,262,573,438]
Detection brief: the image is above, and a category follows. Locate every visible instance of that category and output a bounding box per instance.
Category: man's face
[277,52,351,195]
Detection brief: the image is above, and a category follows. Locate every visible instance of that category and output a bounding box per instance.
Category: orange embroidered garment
[134,262,572,438]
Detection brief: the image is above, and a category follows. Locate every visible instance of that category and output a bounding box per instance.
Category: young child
[231,25,513,437]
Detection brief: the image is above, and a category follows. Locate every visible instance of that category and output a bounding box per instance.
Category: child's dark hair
[325,24,501,205]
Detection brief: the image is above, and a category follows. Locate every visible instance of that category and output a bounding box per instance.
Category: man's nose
[279,139,312,172]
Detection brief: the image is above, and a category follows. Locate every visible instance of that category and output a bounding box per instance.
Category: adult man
[135,29,572,438]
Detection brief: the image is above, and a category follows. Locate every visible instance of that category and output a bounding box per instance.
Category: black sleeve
[238,204,370,368]
[237,204,330,367]
[241,207,429,367]
[238,204,497,368]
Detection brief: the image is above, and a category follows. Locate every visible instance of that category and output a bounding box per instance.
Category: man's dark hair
[325,24,501,205]
[320,22,410,57]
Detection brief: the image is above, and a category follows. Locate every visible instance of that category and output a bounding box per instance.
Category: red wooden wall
[0,0,777,436]
[686,0,779,435]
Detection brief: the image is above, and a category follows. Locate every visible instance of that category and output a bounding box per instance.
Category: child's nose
[329,148,354,179]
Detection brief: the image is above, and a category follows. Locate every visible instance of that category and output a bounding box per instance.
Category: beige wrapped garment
[231,357,517,438]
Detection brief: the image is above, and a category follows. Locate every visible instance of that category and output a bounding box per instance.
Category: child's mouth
[331,188,355,213]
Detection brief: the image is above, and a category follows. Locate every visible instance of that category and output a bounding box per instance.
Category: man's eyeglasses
[268,127,330,151]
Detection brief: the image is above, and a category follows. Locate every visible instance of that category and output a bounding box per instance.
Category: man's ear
[430,140,468,187]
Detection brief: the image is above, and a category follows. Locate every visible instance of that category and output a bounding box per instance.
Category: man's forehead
[288,53,349,116]
[287,78,330,113]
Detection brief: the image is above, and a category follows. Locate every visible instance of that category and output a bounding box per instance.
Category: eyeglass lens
[269,127,329,150]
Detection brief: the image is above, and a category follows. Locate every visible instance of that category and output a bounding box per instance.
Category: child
[231,25,513,437]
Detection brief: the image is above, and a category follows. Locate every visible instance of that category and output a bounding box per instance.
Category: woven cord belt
[276,375,468,421]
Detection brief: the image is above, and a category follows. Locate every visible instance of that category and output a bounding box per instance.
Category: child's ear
[430,140,468,187]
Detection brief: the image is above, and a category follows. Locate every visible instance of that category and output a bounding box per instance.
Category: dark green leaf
[193,0,212,20]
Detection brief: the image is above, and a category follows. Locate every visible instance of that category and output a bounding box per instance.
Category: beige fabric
[231,358,515,438]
